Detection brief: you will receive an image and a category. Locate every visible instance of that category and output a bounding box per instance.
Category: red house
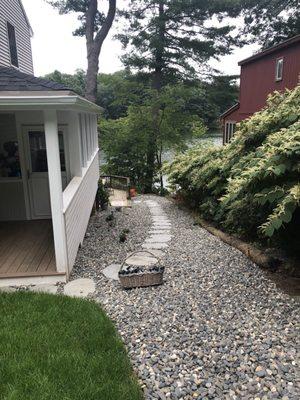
[221,35,300,144]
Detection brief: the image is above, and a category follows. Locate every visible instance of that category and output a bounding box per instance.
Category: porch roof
[0,67,71,91]
[0,92,103,113]
[0,67,103,113]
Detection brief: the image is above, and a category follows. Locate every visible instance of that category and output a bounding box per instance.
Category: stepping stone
[102,264,121,281]
[142,242,169,250]
[152,217,170,222]
[145,234,172,243]
[149,230,171,235]
[64,278,95,298]
[29,284,58,294]
[132,250,165,258]
[125,254,158,266]
[152,222,171,229]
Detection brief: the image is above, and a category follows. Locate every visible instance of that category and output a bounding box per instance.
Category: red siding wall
[239,43,300,115]
[221,38,300,144]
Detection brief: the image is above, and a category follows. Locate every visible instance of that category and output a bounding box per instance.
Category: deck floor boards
[0,220,56,277]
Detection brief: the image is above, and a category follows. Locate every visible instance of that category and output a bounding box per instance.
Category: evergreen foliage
[164,86,300,254]
[43,70,238,129]
[241,0,300,48]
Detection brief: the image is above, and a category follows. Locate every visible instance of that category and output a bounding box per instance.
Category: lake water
[99,133,223,188]
[162,134,222,163]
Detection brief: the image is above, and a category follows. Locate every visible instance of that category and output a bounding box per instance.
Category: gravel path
[70,195,299,400]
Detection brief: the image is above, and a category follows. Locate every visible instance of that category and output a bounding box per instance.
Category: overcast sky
[22,0,259,77]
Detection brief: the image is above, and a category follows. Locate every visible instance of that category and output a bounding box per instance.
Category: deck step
[0,272,66,287]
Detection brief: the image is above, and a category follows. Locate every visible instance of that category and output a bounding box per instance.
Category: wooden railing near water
[100,175,131,198]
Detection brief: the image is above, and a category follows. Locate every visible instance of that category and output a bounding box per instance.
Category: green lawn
[0,292,142,400]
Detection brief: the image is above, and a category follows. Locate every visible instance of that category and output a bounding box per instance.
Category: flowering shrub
[164,86,300,253]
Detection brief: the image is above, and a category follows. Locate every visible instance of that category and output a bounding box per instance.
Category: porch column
[67,111,82,177]
[44,110,68,274]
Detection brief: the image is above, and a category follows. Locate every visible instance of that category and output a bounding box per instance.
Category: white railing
[63,152,99,271]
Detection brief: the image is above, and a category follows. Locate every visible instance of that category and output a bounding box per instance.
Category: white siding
[63,154,99,272]
[0,0,33,74]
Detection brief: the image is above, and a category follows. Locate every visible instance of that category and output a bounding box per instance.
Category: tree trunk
[157,143,164,194]
[86,52,99,103]
[84,0,117,103]
[144,0,165,193]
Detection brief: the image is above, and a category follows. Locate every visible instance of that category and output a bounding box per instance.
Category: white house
[0,0,101,286]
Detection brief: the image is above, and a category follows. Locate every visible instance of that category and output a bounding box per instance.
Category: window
[85,114,91,161]
[79,114,87,167]
[224,121,236,144]
[275,58,283,81]
[7,22,19,68]
[28,131,66,173]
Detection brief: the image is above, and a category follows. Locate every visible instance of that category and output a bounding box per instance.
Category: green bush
[96,180,109,210]
[164,86,300,255]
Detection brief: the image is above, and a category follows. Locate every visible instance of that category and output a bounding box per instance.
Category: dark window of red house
[275,58,283,81]
[7,22,19,68]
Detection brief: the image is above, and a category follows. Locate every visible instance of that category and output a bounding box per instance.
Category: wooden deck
[0,220,56,278]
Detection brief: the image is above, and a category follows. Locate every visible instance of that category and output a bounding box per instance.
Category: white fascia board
[0,95,103,114]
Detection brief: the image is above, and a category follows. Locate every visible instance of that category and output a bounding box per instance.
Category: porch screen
[0,114,21,178]
[28,131,66,172]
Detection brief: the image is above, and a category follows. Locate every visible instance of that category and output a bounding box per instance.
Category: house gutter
[0,95,103,113]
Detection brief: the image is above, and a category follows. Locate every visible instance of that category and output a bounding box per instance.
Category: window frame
[275,57,284,82]
[224,121,236,144]
[6,21,19,69]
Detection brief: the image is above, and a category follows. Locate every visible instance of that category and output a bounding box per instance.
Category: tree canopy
[118,0,242,82]
[44,0,299,193]
[241,0,300,48]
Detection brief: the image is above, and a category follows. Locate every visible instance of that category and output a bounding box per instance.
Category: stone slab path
[101,198,173,282]
[69,195,299,400]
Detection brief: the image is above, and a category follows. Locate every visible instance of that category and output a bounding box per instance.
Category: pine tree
[118,0,241,191]
[118,0,299,191]
[241,0,300,48]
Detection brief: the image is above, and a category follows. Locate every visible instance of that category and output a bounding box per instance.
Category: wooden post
[44,109,69,274]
